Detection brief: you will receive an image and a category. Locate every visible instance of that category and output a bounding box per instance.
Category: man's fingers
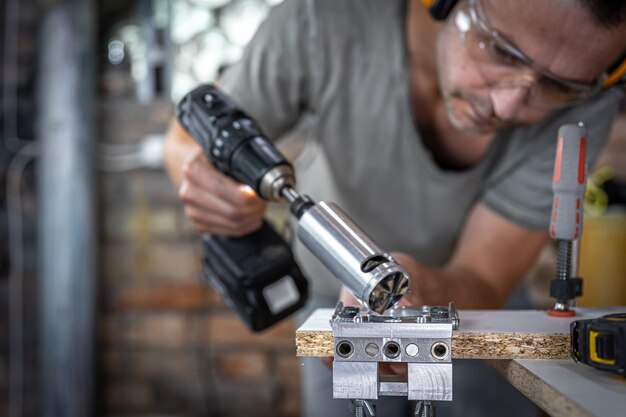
[179,180,266,221]
[193,223,259,237]
[339,286,360,307]
[190,215,263,237]
[179,180,233,216]
[178,154,266,237]
[185,203,263,233]
[182,154,266,207]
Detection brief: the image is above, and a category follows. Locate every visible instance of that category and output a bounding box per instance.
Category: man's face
[436,0,626,135]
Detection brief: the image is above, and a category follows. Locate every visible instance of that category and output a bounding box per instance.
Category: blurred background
[0,0,625,416]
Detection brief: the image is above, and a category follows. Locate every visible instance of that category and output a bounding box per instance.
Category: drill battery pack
[201,220,308,332]
[571,313,626,376]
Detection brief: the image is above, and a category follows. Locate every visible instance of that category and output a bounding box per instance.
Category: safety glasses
[450,0,607,108]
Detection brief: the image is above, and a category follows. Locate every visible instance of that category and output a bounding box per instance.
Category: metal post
[37,0,96,416]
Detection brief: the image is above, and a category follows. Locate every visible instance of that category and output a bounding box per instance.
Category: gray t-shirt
[220,0,623,299]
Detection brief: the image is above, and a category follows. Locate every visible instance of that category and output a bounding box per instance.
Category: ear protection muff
[421,0,459,21]
[604,54,626,88]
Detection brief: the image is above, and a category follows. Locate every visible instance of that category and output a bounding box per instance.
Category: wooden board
[296,307,626,359]
[489,359,626,417]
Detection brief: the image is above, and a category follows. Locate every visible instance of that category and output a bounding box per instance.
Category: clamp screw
[414,400,436,417]
[350,399,376,417]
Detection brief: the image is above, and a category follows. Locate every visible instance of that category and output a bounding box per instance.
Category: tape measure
[571,313,626,376]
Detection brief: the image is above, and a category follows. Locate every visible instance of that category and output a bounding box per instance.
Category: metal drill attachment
[283,185,410,313]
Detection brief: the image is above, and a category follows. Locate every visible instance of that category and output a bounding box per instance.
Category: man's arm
[338,203,547,309]
[400,203,548,309]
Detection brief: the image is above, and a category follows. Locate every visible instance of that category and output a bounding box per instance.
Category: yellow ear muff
[422,0,458,21]
[603,57,626,88]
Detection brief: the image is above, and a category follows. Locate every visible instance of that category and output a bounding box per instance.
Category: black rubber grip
[176,84,292,197]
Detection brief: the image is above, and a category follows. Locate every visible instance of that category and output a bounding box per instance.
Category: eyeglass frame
[453,0,608,106]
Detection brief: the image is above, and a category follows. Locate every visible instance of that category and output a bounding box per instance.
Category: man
[164,0,626,415]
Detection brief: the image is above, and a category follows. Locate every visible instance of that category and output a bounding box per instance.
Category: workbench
[296,307,626,416]
[490,359,626,417]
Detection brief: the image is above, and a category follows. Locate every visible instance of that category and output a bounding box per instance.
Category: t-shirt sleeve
[481,89,624,231]
[218,0,315,140]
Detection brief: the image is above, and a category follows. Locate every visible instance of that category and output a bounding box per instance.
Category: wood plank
[296,307,625,359]
[489,359,626,417]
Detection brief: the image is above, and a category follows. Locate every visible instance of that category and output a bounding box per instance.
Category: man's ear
[603,54,626,88]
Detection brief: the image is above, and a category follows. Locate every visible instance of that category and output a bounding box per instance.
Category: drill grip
[176,84,292,198]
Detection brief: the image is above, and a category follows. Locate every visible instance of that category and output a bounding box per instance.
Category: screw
[350,399,376,417]
[415,400,436,417]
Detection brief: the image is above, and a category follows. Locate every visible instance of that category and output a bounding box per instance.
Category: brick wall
[97,98,301,417]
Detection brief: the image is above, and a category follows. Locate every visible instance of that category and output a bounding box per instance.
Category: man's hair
[578,0,626,28]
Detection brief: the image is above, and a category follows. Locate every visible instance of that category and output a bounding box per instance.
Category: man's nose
[489,85,531,121]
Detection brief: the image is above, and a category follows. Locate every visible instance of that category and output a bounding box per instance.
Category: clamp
[548,123,587,317]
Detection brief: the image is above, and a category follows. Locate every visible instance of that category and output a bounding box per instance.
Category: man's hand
[179,148,266,236]
[390,252,425,307]
[163,118,266,237]
[338,285,359,307]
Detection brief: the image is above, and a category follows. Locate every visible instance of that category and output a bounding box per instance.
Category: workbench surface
[296,307,626,416]
[491,359,626,417]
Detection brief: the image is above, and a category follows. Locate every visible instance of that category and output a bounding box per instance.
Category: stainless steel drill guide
[330,302,459,402]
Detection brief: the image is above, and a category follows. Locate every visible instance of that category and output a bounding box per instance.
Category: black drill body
[177,84,308,332]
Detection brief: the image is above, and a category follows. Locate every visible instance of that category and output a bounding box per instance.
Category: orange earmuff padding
[604,57,626,88]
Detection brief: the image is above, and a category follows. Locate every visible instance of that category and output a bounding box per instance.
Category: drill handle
[176,84,292,199]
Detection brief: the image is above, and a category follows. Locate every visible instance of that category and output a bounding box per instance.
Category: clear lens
[452,0,603,108]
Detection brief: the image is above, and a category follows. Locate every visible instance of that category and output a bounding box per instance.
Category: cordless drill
[177,84,410,331]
